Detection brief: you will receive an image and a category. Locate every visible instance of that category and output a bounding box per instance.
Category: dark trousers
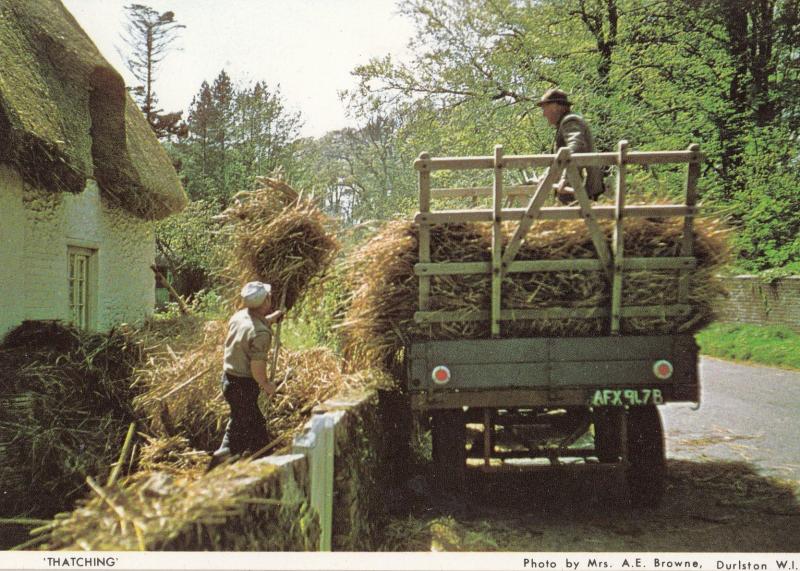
[215,372,269,456]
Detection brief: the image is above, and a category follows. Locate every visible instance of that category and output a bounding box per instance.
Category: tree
[176,71,303,206]
[121,3,188,140]
[228,81,303,193]
[345,0,800,270]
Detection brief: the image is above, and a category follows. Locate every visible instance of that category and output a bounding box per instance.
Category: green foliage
[696,322,800,370]
[175,71,302,206]
[121,4,187,140]
[731,126,800,271]
[281,266,349,351]
[341,0,800,271]
[288,105,418,223]
[154,288,227,321]
[155,199,229,297]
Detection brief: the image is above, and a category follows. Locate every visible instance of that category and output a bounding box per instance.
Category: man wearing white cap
[209,281,283,469]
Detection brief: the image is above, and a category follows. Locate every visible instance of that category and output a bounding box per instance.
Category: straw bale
[218,178,340,311]
[340,217,729,371]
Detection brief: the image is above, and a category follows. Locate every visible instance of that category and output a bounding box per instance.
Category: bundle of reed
[0,321,142,519]
[218,177,340,311]
[36,354,388,551]
[501,217,728,337]
[135,435,211,475]
[340,217,729,371]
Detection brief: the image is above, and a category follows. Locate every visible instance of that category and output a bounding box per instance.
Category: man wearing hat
[209,281,283,469]
[537,88,605,204]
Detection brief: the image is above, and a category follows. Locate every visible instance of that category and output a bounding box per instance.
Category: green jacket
[555,113,605,199]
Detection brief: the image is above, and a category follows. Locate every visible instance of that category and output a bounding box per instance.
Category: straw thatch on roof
[0,0,186,219]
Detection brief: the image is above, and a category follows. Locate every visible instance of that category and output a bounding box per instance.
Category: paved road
[662,357,800,483]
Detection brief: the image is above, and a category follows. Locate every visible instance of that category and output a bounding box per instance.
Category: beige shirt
[222,308,272,378]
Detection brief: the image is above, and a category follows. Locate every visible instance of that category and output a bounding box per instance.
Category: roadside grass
[695,322,800,370]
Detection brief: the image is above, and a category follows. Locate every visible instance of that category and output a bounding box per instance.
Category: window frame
[67,245,97,330]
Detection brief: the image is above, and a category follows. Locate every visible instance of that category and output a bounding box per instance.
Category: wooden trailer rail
[413,141,703,337]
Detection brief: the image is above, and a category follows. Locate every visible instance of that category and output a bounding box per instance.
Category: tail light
[653,359,674,380]
[431,365,451,385]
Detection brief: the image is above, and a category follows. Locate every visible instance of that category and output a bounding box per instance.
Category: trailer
[404,141,703,506]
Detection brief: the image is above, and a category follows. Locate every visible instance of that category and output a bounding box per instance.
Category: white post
[292,411,341,551]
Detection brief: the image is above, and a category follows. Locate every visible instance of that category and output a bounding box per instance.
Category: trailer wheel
[626,406,666,507]
[593,407,624,463]
[431,408,466,492]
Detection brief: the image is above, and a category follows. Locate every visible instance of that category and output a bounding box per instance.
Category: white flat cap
[241,281,272,308]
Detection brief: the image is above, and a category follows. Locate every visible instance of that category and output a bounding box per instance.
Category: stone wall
[714,275,800,332]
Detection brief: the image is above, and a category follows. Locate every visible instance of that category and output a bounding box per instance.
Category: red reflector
[431,365,451,385]
[653,359,674,380]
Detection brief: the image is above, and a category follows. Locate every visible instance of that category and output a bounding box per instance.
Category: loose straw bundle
[218,177,340,311]
[341,217,729,371]
[41,457,289,551]
[132,315,386,452]
[0,322,142,518]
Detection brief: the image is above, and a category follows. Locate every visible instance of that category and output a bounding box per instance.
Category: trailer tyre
[431,408,467,492]
[626,406,666,507]
[593,407,624,463]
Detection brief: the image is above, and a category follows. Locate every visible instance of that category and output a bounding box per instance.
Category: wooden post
[150,265,190,314]
[268,288,288,386]
[678,144,700,302]
[491,145,503,337]
[483,408,493,468]
[418,153,432,312]
[502,147,568,267]
[566,162,613,281]
[292,412,338,551]
[611,141,629,334]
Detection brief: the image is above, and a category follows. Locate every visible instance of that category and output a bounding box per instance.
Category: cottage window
[68,247,95,330]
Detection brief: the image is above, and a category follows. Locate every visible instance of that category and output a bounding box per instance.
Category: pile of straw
[0,321,142,518]
[131,316,385,453]
[218,177,340,310]
[341,217,729,371]
[41,457,295,551]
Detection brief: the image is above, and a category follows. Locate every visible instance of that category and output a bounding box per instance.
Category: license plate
[590,388,664,406]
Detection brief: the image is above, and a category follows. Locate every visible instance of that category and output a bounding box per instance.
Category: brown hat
[537,88,571,107]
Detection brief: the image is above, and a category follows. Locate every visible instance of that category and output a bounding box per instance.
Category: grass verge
[695,322,800,370]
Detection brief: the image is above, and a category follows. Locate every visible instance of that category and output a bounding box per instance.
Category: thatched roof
[0,0,186,220]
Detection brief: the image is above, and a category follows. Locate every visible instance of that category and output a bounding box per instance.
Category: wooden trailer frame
[413,141,703,337]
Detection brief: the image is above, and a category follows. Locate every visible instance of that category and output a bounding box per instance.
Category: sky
[61,0,414,138]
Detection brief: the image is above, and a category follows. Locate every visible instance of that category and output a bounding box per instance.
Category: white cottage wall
[0,166,26,336]
[0,165,156,339]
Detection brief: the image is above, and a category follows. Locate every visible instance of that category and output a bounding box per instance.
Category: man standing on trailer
[537,88,605,204]
[208,281,283,470]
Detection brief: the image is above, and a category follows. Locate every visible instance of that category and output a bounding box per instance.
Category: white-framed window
[68,246,96,330]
